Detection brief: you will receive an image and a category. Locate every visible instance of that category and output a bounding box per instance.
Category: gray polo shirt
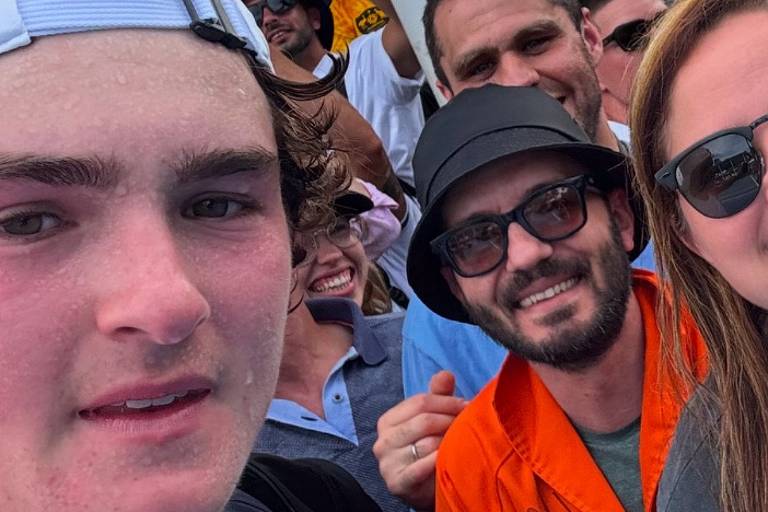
[255,298,408,512]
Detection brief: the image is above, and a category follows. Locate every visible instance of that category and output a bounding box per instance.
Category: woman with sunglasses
[631,0,768,510]
[254,185,409,512]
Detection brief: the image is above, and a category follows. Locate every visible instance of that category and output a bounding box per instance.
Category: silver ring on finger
[410,442,421,462]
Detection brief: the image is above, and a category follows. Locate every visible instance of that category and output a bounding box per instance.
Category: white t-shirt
[314,29,425,186]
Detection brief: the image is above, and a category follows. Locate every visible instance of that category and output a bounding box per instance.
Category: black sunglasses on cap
[602,12,663,52]
[655,114,768,219]
[247,0,298,26]
[430,175,600,278]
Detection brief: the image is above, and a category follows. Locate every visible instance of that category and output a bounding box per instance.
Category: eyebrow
[0,154,120,188]
[452,19,562,79]
[450,176,576,228]
[171,147,278,185]
[0,148,278,189]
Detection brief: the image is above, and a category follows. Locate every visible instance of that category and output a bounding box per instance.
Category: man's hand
[373,371,467,511]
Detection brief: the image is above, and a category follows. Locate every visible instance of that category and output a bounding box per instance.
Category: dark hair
[422,0,582,90]
[244,51,351,232]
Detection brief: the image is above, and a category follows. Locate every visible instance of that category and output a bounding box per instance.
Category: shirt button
[332,393,344,403]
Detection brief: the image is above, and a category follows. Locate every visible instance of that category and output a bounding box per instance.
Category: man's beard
[280,24,315,59]
[464,220,631,372]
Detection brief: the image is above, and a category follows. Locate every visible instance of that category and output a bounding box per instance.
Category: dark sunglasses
[602,12,663,52]
[655,114,768,219]
[431,175,599,278]
[247,0,298,26]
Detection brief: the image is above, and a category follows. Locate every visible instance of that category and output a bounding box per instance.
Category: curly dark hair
[243,51,352,232]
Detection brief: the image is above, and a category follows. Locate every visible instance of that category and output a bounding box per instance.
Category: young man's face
[439,152,636,370]
[433,0,604,140]
[258,1,319,58]
[0,31,290,512]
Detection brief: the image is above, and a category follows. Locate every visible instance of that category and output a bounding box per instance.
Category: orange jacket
[435,270,707,512]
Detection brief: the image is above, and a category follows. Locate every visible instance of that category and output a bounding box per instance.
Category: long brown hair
[630,1,768,510]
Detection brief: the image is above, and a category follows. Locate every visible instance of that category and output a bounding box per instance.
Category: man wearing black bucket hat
[374,85,706,512]
[245,0,424,188]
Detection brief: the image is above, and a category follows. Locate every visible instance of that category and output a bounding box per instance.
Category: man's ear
[440,265,466,304]
[436,79,454,101]
[606,188,635,253]
[307,6,322,32]
[580,8,604,67]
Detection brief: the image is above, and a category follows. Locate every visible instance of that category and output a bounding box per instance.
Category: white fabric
[0,0,272,69]
[608,120,631,147]
[314,28,424,186]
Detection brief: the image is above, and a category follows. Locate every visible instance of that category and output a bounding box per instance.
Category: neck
[595,113,621,151]
[530,291,645,433]
[293,39,327,71]
[275,303,354,416]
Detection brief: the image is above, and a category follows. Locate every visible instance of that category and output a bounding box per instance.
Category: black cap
[334,190,373,215]
[303,0,334,50]
[408,85,648,323]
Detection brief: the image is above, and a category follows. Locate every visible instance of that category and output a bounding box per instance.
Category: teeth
[118,391,190,410]
[311,270,352,293]
[519,278,578,308]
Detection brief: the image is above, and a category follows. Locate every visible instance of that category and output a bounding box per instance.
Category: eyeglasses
[293,215,366,267]
[247,0,298,26]
[602,12,663,52]
[655,114,768,219]
[431,175,599,277]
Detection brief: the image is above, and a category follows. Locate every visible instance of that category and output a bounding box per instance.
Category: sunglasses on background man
[656,114,768,219]
[247,0,298,26]
[602,12,664,52]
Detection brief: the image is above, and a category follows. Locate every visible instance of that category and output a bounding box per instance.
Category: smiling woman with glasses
[631,0,768,511]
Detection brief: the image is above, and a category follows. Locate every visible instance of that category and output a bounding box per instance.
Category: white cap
[0,0,273,69]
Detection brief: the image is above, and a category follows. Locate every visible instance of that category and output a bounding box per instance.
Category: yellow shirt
[330,0,388,52]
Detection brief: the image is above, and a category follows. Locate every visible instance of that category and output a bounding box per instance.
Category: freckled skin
[0,31,290,512]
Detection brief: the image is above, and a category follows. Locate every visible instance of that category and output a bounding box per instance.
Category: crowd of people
[1,0,767,511]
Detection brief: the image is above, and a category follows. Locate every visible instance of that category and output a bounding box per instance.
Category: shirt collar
[305,298,387,365]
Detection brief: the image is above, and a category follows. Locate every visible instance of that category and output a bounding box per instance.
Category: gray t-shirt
[575,418,644,512]
[656,385,720,512]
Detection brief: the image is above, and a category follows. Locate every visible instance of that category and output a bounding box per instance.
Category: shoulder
[438,379,504,467]
[239,454,382,512]
[657,386,721,512]
[364,310,405,344]
[225,489,271,512]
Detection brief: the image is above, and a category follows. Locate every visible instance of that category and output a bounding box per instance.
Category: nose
[504,223,554,274]
[495,53,541,87]
[314,237,346,266]
[94,216,211,346]
[262,6,280,26]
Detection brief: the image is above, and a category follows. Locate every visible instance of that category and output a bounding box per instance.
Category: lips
[79,377,214,422]
[80,389,209,420]
[265,25,291,43]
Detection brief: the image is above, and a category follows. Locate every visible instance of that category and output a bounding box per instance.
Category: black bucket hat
[407,85,648,323]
